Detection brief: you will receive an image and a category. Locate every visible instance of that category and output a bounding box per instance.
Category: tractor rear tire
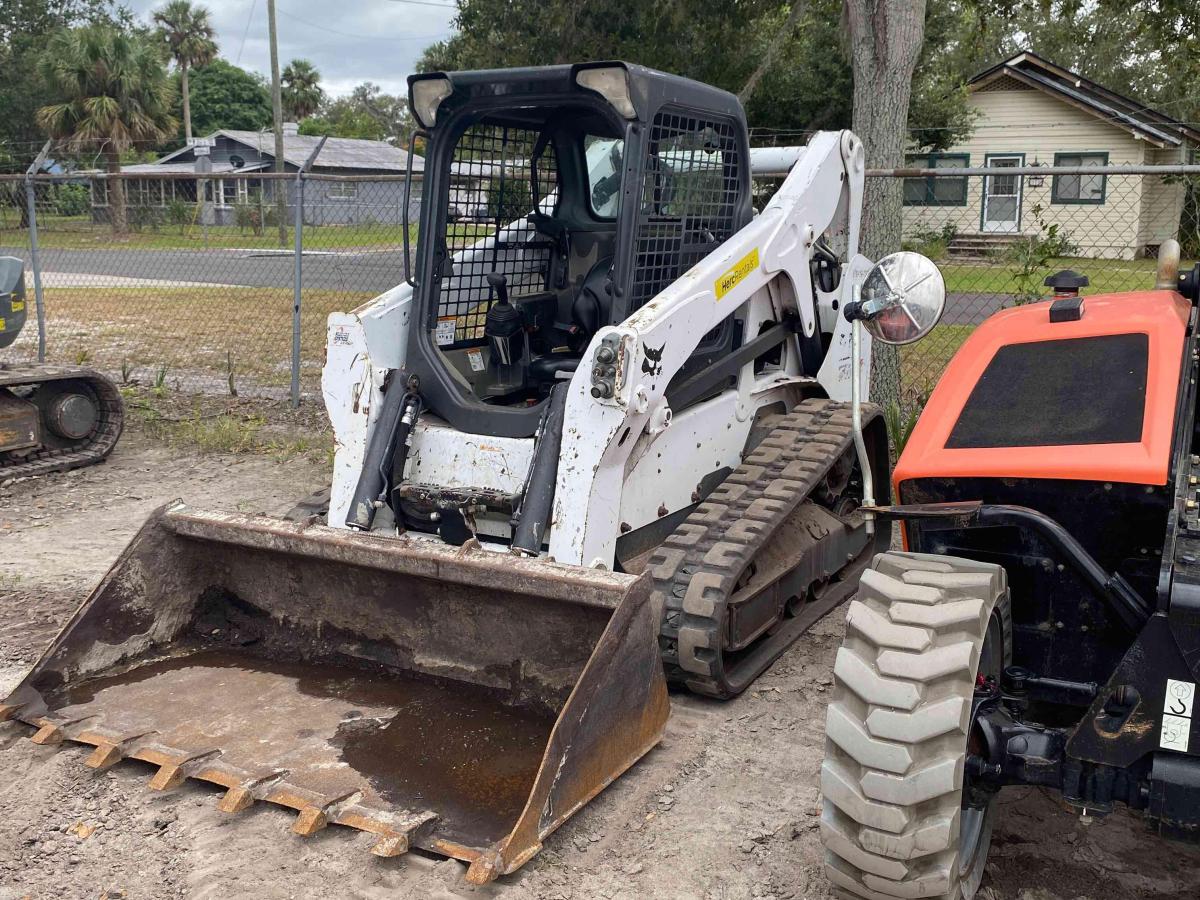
[820,551,1011,900]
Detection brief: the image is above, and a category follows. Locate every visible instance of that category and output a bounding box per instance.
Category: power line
[275,7,449,42]
[235,0,257,65]
[378,0,458,8]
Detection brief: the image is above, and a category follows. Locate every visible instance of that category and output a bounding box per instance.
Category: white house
[902,52,1199,259]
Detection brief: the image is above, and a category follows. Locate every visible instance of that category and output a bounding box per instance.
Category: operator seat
[527,255,615,385]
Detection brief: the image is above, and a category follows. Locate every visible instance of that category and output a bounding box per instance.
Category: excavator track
[651,398,889,699]
[0,365,124,480]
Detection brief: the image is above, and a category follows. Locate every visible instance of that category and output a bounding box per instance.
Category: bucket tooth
[292,792,362,838]
[293,805,330,837]
[30,719,66,746]
[0,702,25,722]
[79,731,156,771]
[148,749,222,792]
[342,809,439,858]
[217,772,289,815]
[29,715,96,746]
[84,742,123,770]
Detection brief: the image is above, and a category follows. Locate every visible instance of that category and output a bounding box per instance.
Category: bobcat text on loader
[820,244,1200,900]
[1,62,909,882]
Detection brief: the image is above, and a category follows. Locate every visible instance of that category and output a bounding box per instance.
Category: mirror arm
[849,292,876,538]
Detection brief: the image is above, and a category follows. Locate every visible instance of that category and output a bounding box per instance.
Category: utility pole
[267,0,288,248]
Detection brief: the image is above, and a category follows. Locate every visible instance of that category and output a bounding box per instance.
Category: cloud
[132,0,456,97]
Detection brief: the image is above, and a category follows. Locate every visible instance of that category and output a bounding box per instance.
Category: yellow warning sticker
[11,300,23,312]
[715,248,760,301]
[0,317,5,331]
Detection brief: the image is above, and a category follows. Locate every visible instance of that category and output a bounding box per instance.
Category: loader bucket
[0,504,669,883]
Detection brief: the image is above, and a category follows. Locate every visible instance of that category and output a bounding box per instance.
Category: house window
[148,180,173,206]
[1052,152,1107,204]
[903,154,969,207]
[204,179,242,207]
[327,181,358,200]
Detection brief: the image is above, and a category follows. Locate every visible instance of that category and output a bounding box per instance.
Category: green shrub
[1004,204,1078,305]
[902,223,957,261]
[166,199,194,234]
[53,183,90,217]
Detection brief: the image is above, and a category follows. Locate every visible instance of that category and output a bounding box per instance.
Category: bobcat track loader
[3,63,893,882]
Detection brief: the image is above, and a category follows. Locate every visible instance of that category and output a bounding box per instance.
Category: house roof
[156,130,425,173]
[968,52,1200,148]
[120,161,269,175]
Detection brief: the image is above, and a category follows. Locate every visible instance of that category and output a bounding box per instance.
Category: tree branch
[738,0,810,105]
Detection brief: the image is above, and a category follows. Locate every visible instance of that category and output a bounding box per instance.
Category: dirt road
[1,434,1198,899]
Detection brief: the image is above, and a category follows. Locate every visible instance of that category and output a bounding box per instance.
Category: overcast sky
[126,0,458,98]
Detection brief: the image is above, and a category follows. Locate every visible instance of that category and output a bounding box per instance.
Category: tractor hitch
[964,666,1146,818]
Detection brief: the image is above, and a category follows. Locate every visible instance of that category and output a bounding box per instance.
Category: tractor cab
[404,62,751,438]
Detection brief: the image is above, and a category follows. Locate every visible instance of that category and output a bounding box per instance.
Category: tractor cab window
[586,136,624,218]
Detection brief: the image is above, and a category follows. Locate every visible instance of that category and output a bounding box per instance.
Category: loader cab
[406,62,752,438]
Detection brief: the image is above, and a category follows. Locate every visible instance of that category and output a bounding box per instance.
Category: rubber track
[650,398,882,698]
[821,551,1010,900]
[0,365,124,479]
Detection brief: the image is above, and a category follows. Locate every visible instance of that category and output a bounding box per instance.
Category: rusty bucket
[0,504,669,883]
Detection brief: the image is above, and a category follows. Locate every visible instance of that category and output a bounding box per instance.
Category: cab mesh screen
[945,333,1149,449]
[629,109,742,311]
[435,124,558,347]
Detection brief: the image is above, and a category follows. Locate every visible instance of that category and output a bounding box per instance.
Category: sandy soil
[1,432,1199,900]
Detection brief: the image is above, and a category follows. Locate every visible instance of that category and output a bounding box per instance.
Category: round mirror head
[860,252,946,345]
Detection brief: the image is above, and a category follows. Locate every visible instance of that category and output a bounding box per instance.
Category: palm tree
[37,25,178,235]
[282,59,325,121]
[153,0,218,143]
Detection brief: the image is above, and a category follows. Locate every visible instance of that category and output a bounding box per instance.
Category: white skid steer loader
[2,62,915,883]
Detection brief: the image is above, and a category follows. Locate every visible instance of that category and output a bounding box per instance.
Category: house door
[982,155,1023,233]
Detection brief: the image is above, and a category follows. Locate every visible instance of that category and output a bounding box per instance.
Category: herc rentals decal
[715,248,760,301]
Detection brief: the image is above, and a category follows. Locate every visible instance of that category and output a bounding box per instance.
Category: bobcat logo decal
[641,343,665,377]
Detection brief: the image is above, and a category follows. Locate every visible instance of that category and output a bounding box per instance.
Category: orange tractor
[821,244,1200,899]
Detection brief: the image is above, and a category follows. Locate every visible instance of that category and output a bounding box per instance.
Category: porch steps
[947,234,1021,259]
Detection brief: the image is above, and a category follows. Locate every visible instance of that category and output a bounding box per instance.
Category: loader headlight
[410,75,453,129]
[575,65,636,119]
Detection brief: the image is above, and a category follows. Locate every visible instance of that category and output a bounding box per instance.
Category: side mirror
[855,251,945,345]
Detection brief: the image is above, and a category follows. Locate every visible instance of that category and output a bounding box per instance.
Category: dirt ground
[2,431,1199,900]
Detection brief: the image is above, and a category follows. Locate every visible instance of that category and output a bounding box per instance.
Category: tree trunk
[106,150,128,235]
[844,0,927,412]
[181,61,192,144]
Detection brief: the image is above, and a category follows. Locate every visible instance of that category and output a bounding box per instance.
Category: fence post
[24,141,52,363]
[291,172,303,408]
[291,137,326,408]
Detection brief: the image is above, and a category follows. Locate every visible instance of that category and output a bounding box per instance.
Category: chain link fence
[885,163,1200,417]
[0,170,428,400]
[2,164,1197,414]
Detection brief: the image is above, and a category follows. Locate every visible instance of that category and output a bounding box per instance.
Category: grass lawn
[899,323,975,400]
[938,256,1171,297]
[0,217,493,252]
[8,285,374,388]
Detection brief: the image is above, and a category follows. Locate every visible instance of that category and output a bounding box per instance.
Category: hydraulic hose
[346,384,419,531]
[511,383,568,556]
